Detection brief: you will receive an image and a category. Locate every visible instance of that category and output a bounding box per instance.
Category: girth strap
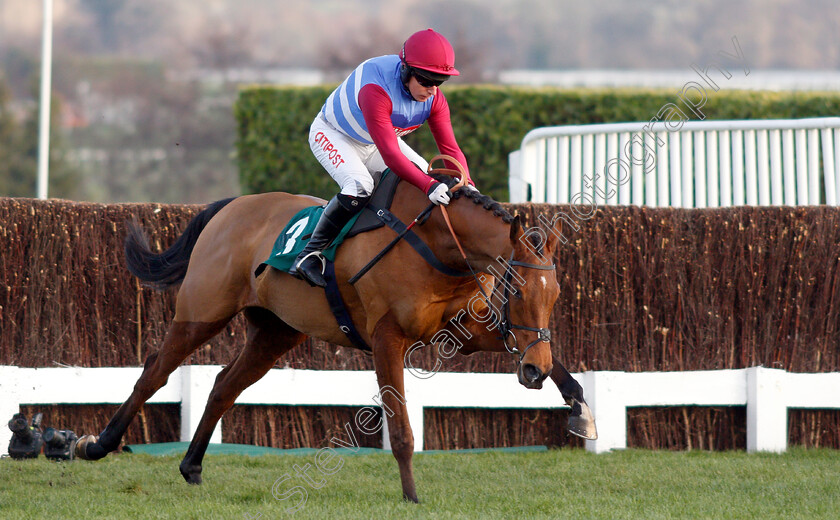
[323,262,371,352]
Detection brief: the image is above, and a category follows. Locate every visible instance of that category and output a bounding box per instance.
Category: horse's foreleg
[550,356,597,440]
[371,312,418,503]
[179,309,305,484]
[77,319,230,460]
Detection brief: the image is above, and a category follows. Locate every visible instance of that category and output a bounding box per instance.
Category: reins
[442,235,554,361]
[429,156,555,362]
[431,155,472,268]
[348,202,437,284]
[348,155,468,285]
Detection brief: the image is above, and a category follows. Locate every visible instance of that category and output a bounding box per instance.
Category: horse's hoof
[180,463,203,485]
[75,435,105,460]
[403,493,420,504]
[567,402,598,440]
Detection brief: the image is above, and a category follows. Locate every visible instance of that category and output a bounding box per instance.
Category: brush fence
[2,365,838,455]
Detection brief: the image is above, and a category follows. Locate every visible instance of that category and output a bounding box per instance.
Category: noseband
[493,254,555,361]
[440,202,554,362]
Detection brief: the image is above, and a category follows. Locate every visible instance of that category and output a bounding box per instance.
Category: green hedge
[235,86,840,201]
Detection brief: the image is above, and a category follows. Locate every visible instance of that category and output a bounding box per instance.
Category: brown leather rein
[426,155,554,361]
[427,154,469,260]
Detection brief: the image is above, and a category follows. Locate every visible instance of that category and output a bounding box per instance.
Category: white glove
[464,184,479,194]
[428,182,451,206]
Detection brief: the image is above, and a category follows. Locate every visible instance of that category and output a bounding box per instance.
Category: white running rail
[2,365,839,455]
[509,117,840,206]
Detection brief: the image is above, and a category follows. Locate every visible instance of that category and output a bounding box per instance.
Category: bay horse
[76,164,593,502]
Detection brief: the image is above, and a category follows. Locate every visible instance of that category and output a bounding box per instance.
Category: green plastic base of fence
[121,442,550,457]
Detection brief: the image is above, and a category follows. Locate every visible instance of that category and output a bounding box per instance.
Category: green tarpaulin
[122,442,550,457]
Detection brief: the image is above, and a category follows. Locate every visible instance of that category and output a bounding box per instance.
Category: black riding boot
[289,194,367,287]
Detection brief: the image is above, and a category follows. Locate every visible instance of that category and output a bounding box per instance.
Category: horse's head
[417,160,561,389]
[500,215,560,389]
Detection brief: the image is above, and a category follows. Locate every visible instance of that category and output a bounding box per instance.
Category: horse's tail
[124,197,237,290]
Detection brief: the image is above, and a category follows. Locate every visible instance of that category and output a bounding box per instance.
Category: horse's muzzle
[518,363,547,389]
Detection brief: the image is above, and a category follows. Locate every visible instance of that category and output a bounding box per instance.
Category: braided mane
[430,173,515,223]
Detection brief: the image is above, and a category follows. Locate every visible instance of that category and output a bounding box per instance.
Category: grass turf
[1,448,838,519]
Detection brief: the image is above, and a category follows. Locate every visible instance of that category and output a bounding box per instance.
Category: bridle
[447,233,555,363]
[493,254,555,360]
[428,156,555,363]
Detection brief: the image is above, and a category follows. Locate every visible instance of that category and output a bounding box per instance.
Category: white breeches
[309,114,428,197]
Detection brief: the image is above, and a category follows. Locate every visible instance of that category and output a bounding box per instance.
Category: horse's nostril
[522,363,542,382]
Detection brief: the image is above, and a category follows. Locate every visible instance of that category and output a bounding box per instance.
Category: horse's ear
[509,215,521,240]
[543,226,560,255]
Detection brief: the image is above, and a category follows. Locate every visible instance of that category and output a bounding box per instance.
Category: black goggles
[414,72,446,88]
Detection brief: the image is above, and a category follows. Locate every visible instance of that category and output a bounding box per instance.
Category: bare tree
[318,22,403,74]
[190,20,254,70]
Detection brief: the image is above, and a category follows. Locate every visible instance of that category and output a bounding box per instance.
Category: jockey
[290,28,474,288]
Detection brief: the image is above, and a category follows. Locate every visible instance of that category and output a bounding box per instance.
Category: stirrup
[296,251,327,275]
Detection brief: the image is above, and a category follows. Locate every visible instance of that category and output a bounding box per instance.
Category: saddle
[258,158,470,352]
[259,170,399,275]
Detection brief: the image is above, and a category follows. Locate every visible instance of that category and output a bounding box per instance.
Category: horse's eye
[514,288,523,299]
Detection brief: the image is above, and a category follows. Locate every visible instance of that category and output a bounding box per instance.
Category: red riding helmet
[400,29,460,77]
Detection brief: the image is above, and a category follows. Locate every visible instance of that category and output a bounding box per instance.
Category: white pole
[36,0,53,200]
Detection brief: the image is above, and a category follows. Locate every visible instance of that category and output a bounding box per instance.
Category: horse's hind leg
[179,308,305,484]
[550,356,597,440]
[78,318,231,460]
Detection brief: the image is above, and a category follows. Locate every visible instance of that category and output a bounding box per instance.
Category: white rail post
[519,140,539,202]
[381,371,425,452]
[746,366,787,453]
[508,150,526,203]
[583,371,627,453]
[0,366,22,455]
[36,0,53,200]
[405,371,425,452]
[180,365,222,444]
